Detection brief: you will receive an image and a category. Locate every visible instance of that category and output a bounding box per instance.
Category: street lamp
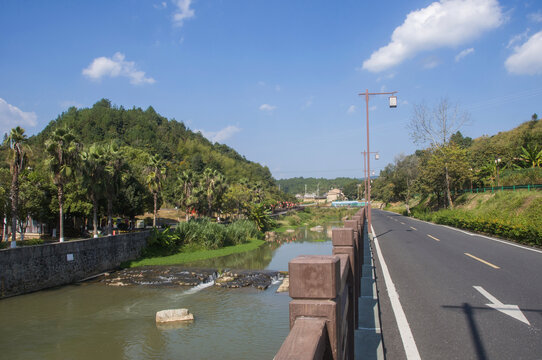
[359,89,398,230]
[495,157,502,186]
[361,151,380,216]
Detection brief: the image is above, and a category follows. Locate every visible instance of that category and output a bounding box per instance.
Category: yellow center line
[427,234,440,242]
[410,226,417,231]
[464,253,500,269]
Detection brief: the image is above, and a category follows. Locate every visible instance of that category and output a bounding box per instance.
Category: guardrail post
[332,227,358,331]
[349,216,364,261]
[288,255,349,360]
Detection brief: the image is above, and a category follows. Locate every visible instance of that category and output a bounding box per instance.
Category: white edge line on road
[372,225,421,360]
[379,209,542,255]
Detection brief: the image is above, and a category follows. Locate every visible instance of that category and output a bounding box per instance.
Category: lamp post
[359,89,397,230]
[361,151,380,216]
[495,157,502,186]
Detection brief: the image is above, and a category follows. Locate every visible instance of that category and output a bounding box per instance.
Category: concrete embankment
[0,231,150,299]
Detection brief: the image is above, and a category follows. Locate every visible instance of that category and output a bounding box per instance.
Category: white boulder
[156,309,194,323]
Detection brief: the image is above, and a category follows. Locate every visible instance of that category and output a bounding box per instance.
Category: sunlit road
[371,209,542,360]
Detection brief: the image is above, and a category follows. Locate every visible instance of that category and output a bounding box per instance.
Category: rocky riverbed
[104,266,282,290]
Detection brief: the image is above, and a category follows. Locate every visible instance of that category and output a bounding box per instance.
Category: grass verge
[125,238,266,267]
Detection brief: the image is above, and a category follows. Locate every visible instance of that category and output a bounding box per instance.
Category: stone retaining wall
[0,231,150,299]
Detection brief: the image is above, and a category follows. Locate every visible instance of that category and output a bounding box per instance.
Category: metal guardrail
[275,209,365,360]
[453,184,542,194]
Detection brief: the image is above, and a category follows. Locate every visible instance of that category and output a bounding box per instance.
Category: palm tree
[145,154,166,227]
[103,142,125,235]
[5,126,28,248]
[202,168,226,218]
[178,169,197,221]
[519,145,542,168]
[45,128,80,242]
[81,144,106,238]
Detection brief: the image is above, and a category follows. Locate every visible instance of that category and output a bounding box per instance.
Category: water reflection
[185,223,339,271]
[0,222,341,360]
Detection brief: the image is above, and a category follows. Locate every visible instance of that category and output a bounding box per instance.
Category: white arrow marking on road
[473,286,530,326]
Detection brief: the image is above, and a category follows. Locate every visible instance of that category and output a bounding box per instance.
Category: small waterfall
[271,273,283,285]
[184,272,218,295]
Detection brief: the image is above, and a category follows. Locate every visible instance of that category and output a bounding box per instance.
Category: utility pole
[360,89,398,229]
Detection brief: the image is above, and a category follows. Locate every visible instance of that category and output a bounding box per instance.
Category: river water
[0,224,337,360]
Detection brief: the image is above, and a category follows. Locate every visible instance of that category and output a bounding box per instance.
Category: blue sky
[1,0,542,179]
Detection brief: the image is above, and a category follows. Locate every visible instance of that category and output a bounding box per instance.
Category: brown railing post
[332,227,358,331]
[275,210,368,360]
[286,255,352,360]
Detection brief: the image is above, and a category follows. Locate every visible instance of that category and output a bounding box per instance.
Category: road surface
[371,209,542,360]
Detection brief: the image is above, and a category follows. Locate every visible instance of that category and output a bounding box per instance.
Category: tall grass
[144,218,260,257]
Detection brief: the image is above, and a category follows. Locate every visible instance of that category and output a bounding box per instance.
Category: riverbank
[125,238,266,267]
[274,206,358,233]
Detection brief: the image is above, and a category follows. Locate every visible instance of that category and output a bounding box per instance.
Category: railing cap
[289,255,340,299]
[331,228,355,246]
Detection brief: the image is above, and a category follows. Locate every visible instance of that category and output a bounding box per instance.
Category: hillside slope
[27,99,275,187]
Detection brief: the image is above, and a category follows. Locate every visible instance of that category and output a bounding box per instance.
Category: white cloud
[527,11,542,23]
[259,104,276,111]
[376,73,396,82]
[505,30,542,75]
[197,125,241,143]
[275,85,281,92]
[82,52,155,85]
[0,98,37,135]
[347,105,356,114]
[507,29,530,49]
[455,48,475,61]
[173,0,195,27]
[362,0,504,72]
[422,56,440,69]
[154,2,167,9]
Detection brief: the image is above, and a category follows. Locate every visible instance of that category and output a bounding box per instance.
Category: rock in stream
[104,266,281,290]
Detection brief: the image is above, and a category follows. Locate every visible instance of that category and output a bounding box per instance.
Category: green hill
[28,99,275,188]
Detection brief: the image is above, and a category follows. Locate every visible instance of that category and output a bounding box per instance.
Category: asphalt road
[371,209,542,360]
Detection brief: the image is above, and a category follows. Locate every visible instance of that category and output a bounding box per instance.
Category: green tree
[409,99,470,208]
[418,144,470,204]
[177,169,198,221]
[519,145,542,168]
[342,181,360,200]
[393,154,419,215]
[450,131,473,149]
[146,154,166,227]
[103,142,125,235]
[17,170,53,240]
[81,143,106,237]
[5,126,28,247]
[201,168,227,217]
[45,128,80,242]
[0,168,11,241]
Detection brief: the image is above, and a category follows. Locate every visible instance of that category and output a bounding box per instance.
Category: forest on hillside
[0,99,292,241]
[370,108,542,212]
[275,177,362,199]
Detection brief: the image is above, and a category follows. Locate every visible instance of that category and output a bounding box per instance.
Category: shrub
[224,220,260,246]
[145,218,262,256]
[287,215,302,226]
[413,209,541,246]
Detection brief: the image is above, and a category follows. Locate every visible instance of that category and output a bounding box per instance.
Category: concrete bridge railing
[275,208,365,360]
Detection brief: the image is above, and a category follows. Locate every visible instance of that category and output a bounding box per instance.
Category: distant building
[325,188,345,203]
